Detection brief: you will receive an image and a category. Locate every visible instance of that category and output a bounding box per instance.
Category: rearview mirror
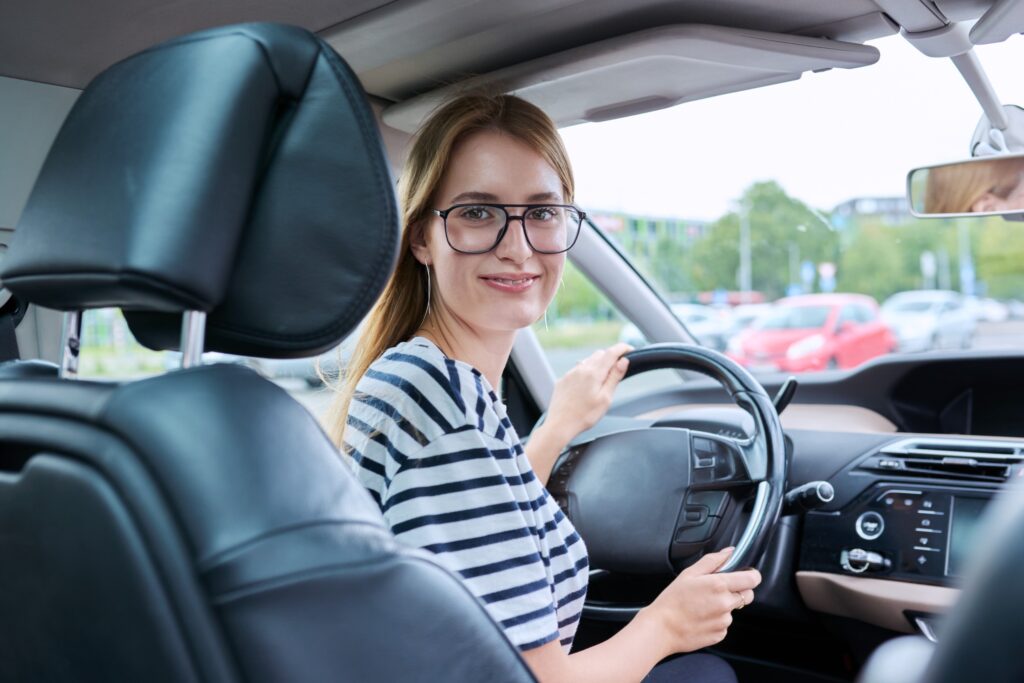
[907,154,1024,217]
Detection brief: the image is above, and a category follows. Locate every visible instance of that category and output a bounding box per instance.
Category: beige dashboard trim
[795,571,959,633]
[639,403,897,433]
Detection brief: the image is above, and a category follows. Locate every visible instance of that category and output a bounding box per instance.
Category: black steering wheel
[545,343,787,574]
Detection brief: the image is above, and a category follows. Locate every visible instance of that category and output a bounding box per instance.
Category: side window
[76,308,336,417]
[837,306,858,325]
[533,260,626,370]
[856,305,876,322]
[78,309,167,380]
[533,261,679,400]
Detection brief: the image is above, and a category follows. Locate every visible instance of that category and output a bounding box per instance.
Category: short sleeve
[382,425,560,651]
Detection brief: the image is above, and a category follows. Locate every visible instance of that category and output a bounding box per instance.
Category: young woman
[326,94,760,683]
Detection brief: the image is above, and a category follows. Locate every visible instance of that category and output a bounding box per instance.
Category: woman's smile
[479,272,541,293]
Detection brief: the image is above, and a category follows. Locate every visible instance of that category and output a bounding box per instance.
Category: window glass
[533,260,681,400]
[74,309,338,420]
[77,309,168,380]
[855,305,876,322]
[561,34,1024,377]
[836,306,858,325]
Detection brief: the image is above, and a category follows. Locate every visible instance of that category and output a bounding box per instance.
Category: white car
[618,303,730,350]
[881,290,976,352]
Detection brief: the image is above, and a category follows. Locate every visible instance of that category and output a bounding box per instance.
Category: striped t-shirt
[343,335,589,652]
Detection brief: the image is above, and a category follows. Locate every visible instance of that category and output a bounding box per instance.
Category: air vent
[863,438,1024,483]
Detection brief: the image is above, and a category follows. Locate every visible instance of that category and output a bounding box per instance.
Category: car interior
[3,2,1024,682]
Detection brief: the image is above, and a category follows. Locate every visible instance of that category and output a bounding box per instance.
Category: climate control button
[856,511,885,540]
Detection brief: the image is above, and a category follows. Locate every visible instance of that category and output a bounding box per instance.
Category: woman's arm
[521,608,670,683]
[525,344,631,485]
[521,549,761,683]
[523,420,571,486]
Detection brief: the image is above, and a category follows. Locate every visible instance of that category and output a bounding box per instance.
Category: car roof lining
[2,0,1011,133]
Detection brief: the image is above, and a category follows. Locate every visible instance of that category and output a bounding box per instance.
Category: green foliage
[573,180,1024,324]
[690,181,839,299]
[974,217,1024,298]
[548,260,620,321]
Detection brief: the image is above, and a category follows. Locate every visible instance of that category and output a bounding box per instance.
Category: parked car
[978,297,1010,323]
[727,294,895,373]
[618,302,730,350]
[881,290,976,352]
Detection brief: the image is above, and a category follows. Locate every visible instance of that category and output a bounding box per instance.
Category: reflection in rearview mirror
[908,154,1024,217]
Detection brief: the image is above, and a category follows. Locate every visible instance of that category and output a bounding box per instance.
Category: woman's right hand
[642,547,762,654]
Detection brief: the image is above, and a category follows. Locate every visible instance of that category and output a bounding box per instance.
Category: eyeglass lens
[445,205,581,254]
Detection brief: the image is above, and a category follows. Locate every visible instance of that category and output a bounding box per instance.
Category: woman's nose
[495,215,532,262]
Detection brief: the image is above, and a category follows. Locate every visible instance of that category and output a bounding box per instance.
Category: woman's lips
[479,274,540,293]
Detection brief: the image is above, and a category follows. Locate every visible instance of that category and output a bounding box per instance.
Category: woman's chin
[479,308,546,333]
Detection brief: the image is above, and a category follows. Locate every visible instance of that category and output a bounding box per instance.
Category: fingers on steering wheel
[720,568,762,592]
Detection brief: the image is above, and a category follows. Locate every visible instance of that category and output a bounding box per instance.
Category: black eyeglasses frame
[430,203,586,255]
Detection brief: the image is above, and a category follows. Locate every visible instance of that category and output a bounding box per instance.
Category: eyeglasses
[430,203,585,254]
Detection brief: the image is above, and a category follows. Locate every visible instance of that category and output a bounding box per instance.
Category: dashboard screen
[947,497,989,577]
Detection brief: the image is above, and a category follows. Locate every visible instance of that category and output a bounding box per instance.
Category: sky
[559,33,1024,222]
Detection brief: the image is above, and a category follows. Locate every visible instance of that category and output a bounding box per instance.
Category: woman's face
[970,161,1024,213]
[412,129,566,337]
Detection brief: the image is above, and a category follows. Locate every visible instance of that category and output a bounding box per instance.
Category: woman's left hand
[546,343,632,442]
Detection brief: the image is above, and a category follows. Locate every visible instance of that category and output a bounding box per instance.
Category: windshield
[556,34,1024,377]
[755,306,830,330]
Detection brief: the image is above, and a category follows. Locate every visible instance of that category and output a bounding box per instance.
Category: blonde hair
[924,157,1024,214]
[323,93,575,448]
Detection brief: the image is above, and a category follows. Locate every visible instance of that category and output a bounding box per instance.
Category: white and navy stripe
[343,336,588,652]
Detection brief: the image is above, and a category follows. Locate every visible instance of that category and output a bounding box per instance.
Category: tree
[691,181,840,299]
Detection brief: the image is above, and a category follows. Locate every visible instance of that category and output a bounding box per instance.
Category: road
[286,321,1024,424]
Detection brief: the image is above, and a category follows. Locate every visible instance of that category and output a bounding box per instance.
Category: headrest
[1,23,399,357]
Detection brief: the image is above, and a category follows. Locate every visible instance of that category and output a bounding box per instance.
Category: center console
[800,483,993,586]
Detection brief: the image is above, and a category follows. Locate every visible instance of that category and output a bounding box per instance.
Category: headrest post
[180,311,207,369]
[58,311,82,379]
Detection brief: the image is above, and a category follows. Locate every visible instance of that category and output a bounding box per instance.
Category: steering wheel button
[675,515,720,543]
[693,437,714,453]
[687,491,728,517]
[695,455,716,469]
[680,506,710,528]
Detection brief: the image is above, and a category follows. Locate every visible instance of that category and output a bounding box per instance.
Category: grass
[78,346,166,379]
[533,319,625,349]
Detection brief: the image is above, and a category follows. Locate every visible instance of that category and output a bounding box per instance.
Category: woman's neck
[415,321,515,392]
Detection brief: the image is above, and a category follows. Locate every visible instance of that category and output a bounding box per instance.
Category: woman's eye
[456,206,493,221]
[527,207,557,221]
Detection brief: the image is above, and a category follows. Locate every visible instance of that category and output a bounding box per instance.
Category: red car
[726,294,896,373]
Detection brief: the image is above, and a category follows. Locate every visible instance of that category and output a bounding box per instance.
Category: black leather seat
[0,23,535,683]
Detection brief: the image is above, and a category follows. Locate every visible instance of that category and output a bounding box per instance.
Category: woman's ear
[409,221,433,266]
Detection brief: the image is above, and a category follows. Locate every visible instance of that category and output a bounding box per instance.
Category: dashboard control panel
[800,483,993,586]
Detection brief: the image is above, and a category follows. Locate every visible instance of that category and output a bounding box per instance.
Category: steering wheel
[545,343,787,574]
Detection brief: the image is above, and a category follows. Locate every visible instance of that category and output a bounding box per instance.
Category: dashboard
[580,351,1024,636]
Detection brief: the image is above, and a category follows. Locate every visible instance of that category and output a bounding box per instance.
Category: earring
[420,264,432,326]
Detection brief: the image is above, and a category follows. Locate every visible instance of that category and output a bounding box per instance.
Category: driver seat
[0,23,535,682]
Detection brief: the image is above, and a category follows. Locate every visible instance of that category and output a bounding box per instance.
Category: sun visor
[382,24,879,132]
[970,0,1024,45]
